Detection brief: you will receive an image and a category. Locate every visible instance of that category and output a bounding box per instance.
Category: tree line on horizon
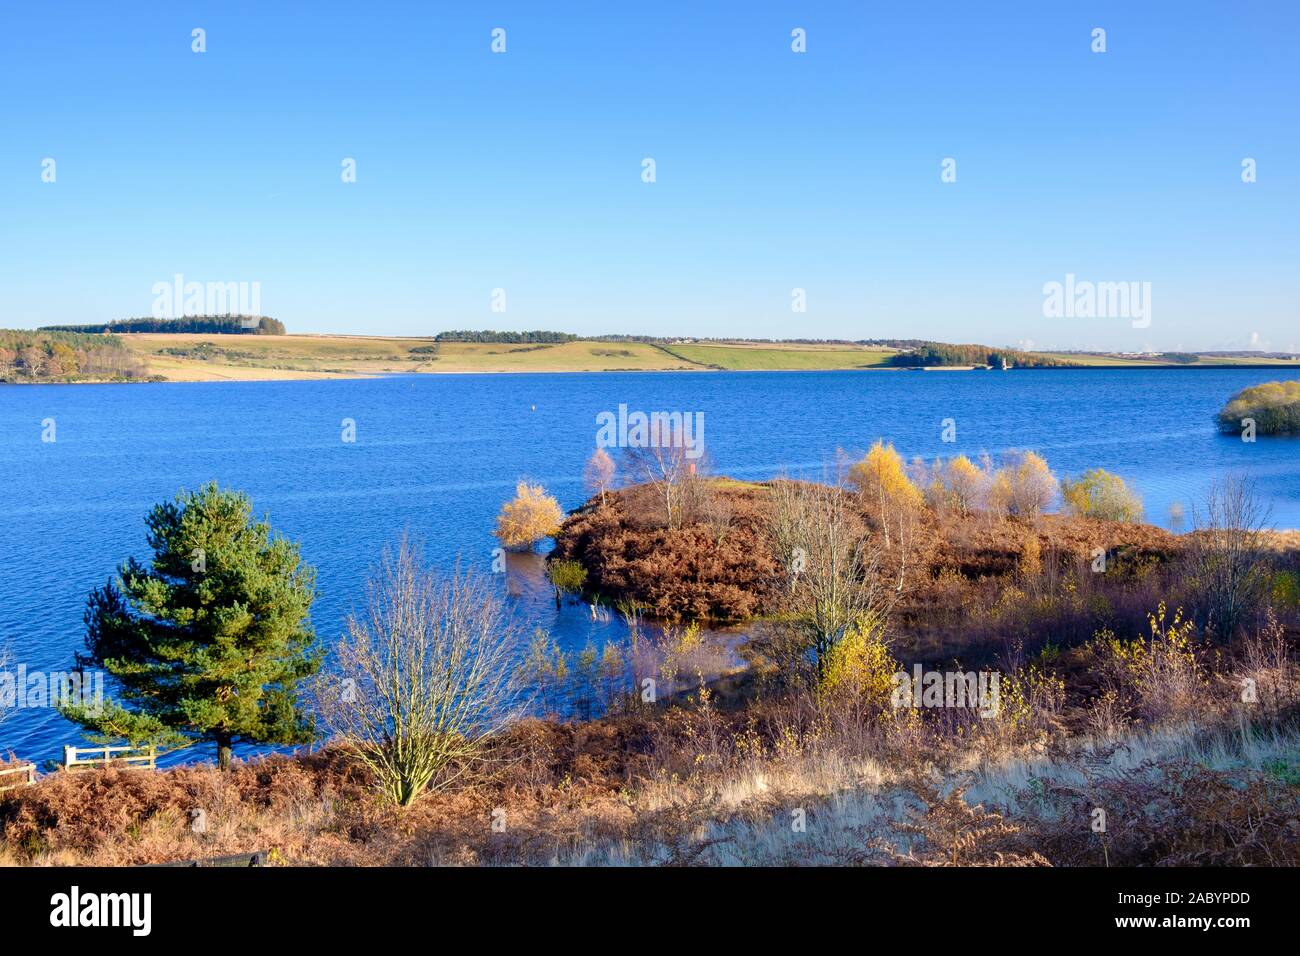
[41,315,287,336]
[887,342,1073,369]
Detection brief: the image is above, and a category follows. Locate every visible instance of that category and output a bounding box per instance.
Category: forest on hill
[41,315,286,335]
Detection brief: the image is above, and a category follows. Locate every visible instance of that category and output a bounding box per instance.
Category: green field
[663,342,896,370]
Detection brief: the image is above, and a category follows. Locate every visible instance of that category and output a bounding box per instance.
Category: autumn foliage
[493,481,564,550]
[549,480,782,620]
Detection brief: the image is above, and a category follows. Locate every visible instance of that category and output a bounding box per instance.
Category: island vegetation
[1217,380,1300,436]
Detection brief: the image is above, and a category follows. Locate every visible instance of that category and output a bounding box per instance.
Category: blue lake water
[2,368,1298,764]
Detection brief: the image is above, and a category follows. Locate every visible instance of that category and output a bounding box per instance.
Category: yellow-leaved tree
[944,454,986,514]
[816,617,899,719]
[494,480,564,550]
[988,451,1058,519]
[847,440,924,546]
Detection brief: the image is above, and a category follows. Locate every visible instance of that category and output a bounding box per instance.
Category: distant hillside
[40,315,286,335]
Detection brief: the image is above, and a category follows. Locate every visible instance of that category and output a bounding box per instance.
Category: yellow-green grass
[120,334,700,381]
[664,342,895,370]
[709,477,767,491]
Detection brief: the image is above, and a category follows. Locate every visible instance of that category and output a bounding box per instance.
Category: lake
[2,367,1297,764]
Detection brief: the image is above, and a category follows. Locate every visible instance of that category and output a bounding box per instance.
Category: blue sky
[1,1,1296,350]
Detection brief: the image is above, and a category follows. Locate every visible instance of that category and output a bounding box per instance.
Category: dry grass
[6,641,1296,867]
[118,335,705,380]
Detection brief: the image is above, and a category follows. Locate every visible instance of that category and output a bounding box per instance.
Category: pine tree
[64,483,322,769]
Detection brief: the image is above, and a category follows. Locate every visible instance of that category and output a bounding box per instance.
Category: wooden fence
[0,763,36,794]
[64,744,157,771]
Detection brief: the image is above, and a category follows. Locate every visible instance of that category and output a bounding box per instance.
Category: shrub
[1061,469,1144,522]
[519,630,569,715]
[1093,603,1205,724]
[547,559,588,594]
[768,479,888,664]
[944,455,986,514]
[1273,570,1300,608]
[988,452,1058,519]
[1185,475,1272,640]
[817,618,896,703]
[494,480,564,550]
[1216,380,1300,436]
[315,540,522,806]
[1018,534,1042,578]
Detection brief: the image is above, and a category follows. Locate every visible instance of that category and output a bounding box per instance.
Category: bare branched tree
[766,478,891,670]
[1187,475,1272,641]
[315,538,523,806]
[583,447,616,506]
[624,444,694,529]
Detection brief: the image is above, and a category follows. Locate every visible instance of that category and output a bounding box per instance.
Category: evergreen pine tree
[64,483,322,769]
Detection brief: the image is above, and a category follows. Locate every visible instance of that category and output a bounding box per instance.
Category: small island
[1218,380,1300,435]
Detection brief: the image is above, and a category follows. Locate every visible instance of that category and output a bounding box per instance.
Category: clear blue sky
[1,1,1296,350]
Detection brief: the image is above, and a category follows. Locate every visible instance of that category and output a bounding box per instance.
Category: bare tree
[766,479,890,670]
[1186,475,1272,641]
[624,444,693,529]
[684,469,732,542]
[315,538,523,806]
[583,448,617,506]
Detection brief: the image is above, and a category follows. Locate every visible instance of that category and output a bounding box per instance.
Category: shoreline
[7,362,1300,386]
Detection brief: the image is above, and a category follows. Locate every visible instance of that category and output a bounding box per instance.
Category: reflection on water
[503,551,745,722]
